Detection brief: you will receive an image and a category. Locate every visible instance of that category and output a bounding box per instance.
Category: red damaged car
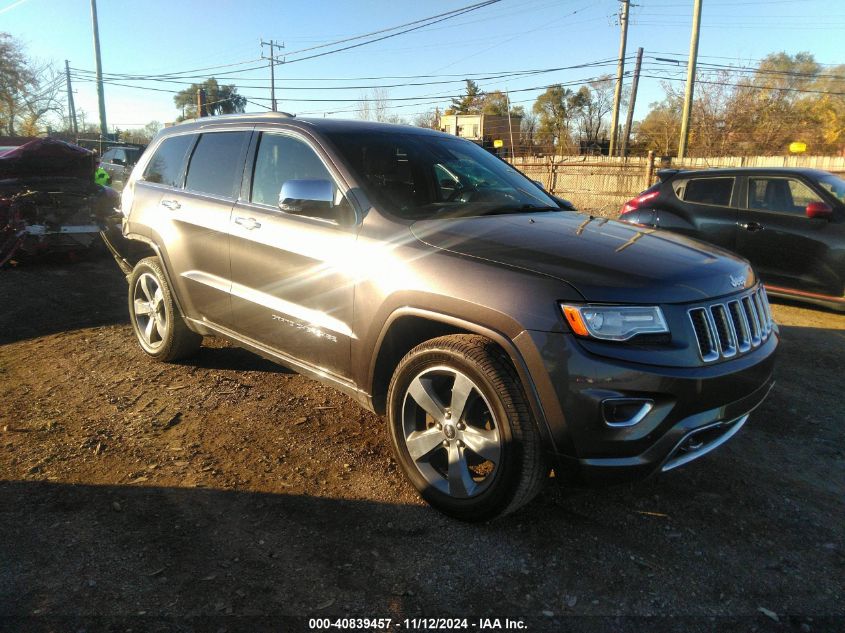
[0,138,119,266]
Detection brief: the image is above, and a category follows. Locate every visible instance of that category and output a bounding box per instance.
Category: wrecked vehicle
[0,138,119,266]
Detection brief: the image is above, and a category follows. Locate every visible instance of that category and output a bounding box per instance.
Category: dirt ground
[0,255,843,633]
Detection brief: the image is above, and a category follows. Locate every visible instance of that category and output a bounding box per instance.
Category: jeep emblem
[730,274,746,289]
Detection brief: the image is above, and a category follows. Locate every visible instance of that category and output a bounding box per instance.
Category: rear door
[228,129,358,380]
[658,175,739,252]
[135,130,251,327]
[736,175,838,294]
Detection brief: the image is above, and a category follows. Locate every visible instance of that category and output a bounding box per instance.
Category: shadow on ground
[0,255,126,344]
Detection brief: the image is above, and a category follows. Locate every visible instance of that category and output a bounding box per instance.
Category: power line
[69,59,623,93]
[280,0,502,58]
[641,73,845,97]
[70,56,633,85]
[280,0,504,65]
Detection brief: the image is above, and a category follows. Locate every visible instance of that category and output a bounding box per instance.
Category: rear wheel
[387,334,545,521]
[128,257,201,361]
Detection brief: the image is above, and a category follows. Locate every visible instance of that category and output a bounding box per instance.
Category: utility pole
[260,39,285,112]
[678,0,703,159]
[608,0,630,158]
[505,88,515,160]
[197,88,207,118]
[65,60,78,136]
[90,0,108,142]
[621,47,643,157]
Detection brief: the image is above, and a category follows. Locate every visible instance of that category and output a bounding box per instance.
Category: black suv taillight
[621,190,659,215]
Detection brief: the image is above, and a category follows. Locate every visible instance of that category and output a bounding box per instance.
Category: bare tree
[0,34,64,135]
[569,76,614,151]
[413,108,440,129]
[355,88,406,124]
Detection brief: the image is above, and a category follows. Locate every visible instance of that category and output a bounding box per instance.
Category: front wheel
[387,334,545,521]
[128,257,201,362]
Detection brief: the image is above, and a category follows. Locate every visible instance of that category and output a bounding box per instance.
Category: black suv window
[185,131,250,199]
[680,177,734,206]
[143,134,194,187]
[747,177,823,216]
[250,133,335,206]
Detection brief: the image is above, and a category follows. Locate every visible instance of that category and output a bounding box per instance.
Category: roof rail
[174,112,296,127]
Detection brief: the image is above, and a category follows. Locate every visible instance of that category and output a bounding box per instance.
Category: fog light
[602,398,654,427]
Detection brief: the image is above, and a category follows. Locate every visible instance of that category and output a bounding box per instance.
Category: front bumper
[513,328,777,484]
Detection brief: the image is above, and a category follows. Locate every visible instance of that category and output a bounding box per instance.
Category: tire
[128,257,201,362]
[387,334,545,521]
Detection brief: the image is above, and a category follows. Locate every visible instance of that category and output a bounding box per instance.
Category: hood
[0,138,96,181]
[411,212,755,304]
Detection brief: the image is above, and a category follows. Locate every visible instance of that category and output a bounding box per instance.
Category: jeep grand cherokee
[102,114,777,520]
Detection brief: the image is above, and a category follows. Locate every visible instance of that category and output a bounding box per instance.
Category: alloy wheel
[132,272,167,350]
[401,366,502,498]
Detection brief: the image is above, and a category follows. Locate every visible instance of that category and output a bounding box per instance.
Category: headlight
[561,304,669,341]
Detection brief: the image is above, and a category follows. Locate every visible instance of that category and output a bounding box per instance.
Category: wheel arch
[368,307,556,453]
[125,234,197,333]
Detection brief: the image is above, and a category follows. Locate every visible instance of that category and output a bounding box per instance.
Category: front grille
[688,287,774,363]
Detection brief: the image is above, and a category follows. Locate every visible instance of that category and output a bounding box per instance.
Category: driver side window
[747,177,823,216]
[251,133,332,205]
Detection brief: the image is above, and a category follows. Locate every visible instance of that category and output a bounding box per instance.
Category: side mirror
[806,201,833,220]
[279,179,334,216]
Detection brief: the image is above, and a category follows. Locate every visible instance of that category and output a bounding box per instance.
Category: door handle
[160,199,181,211]
[234,216,261,230]
[738,221,763,232]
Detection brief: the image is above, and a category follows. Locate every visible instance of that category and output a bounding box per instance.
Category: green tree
[481,90,523,117]
[449,79,483,114]
[634,98,682,155]
[532,85,574,154]
[173,78,246,121]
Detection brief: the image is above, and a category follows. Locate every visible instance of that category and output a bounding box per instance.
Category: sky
[1,0,842,132]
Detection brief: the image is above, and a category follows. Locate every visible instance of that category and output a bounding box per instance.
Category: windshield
[324,131,559,220]
[817,173,845,203]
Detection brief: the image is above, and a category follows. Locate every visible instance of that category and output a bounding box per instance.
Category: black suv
[103,115,777,520]
[620,168,845,311]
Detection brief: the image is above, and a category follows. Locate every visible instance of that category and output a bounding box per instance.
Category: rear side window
[143,134,194,187]
[678,177,734,206]
[185,131,250,199]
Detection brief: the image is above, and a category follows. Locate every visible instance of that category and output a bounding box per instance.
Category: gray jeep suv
[103,114,777,520]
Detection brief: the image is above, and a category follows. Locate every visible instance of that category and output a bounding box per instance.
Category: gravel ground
[0,256,843,633]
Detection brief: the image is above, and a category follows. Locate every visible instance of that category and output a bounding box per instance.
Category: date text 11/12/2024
[308,617,527,630]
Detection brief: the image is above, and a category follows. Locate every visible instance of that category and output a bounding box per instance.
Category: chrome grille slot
[689,287,774,363]
[754,290,770,337]
[689,308,719,362]
[728,300,751,353]
[760,288,773,326]
[742,295,761,345]
[711,304,737,358]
